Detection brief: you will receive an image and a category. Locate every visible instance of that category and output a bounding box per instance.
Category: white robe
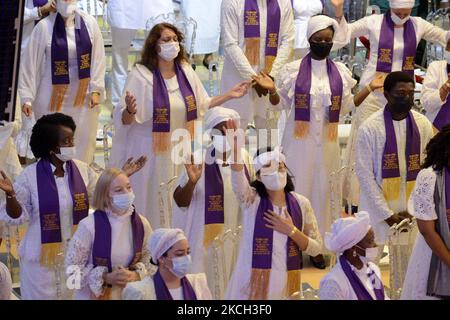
[291,0,323,50]
[65,208,153,300]
[224,169,322,300]
[334,14,450,206]
[0,160,98,299]
[401,168,441,300]
[319,258,389,300]
[275,58,356,237]
[172,148,254,299]
[220,0,295,124]
[22,0,41,51]
[107,0,174,30]
[110,63,211,229]
[181,0,222,54]
[421,60,450,128]
[18,11,106,164]
[122,272,212,300]
[355,109,433,244]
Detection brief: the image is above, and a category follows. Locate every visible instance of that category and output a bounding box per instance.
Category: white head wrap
[148,228,187,263]
[324,211,372,253]
[0,262,12,300]
[389,0,415,9]
[253,147,286,172]
[306,15,339,41]
[204,106,240,132]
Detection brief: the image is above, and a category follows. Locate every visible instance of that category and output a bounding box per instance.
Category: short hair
[383,71,415,93]
[30,113,76,159]
[92,167,127,211]
[422,124,450,171]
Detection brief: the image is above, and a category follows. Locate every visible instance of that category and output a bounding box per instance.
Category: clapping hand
[122,156,147,177]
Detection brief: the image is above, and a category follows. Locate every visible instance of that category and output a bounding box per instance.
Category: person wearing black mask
[355,71,433,274]
[252,14,383,269]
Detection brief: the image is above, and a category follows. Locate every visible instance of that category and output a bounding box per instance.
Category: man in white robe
[107,0,174,108]
[220,0,295,130]
[330,0,450,210]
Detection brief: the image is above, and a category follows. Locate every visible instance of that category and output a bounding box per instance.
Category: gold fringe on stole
[248,268,271,300]
[286,270,301,297]
[203,224,223,248]
[406,180,416,200]
[382,177,401,201]
[40,242,64,268]
[264,56,276,74]
[50,84,69,112]
[432,125,440,136]
[245,38,260,66]
[186,120,195,142]
[327,122,338,142]
[293,121,309,139]
[73,78,90,107]
[98,286,112,300]
[152,132,170,154]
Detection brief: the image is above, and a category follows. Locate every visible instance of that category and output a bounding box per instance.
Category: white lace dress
[401,168,440,300]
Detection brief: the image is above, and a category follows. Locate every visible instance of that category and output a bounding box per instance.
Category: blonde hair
[92,168,127,211]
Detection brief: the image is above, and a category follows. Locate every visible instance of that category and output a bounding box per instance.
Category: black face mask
[309,41,333,59]
[390,95,414,114]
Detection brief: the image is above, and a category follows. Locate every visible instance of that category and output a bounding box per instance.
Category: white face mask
[212,134,231,153]
[391,12,410,25]
[260,171,287,191]
[56,1,77,18]
[444,51,450,64]
[55,146,76,162]
[169,254,192,278]
[158,42,180,62]
[111,192,135,213]
[357,245,378,262]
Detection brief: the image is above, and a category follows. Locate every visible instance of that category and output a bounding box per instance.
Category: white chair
[158,175,179,228]
[425,8,450,65]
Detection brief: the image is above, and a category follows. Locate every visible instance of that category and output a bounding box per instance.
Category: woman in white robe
[19,1,106,164]
[65,168,152,300]
[330,0,450,209]
[319,212,389,300]
[122,228,212,300]
[110,23,250,229]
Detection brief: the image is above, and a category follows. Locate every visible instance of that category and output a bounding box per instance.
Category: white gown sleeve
[409,168,438,221]
[337,63,357,116]
[420,18,450,47]
[269,1,295,79]
[299,195,323,257]
[24,7,40,25]
[221,0,257,80]
[86,166,99,205]
[319,279,345,300]
[87,15,106,100]
[274,60,300,111]
[64,221,108,298]
[230,166,257,208]
[421,61,446,115]
[332,16,370,50]
[355,126,394,223]
[0,172,31,225]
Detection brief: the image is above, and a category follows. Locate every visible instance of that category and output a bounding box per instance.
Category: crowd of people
[0,0,449,300]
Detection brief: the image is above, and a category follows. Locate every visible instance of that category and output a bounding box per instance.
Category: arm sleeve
[420,18,450,47]
[24,7,40,25]
[0,172,31,226]
[88,16,106,100]
[332,16,370,51]
[300,196,323,257]
[421,62,446,115]
[410,169,438,221]
[230,166,257,208]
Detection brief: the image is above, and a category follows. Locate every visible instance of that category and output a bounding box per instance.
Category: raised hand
[225,119,245,171]
[369,74,385,91]
[125,91,137,115]
[251,71,276,93]
[330,0,345,9]
[122,156,147,177]
[0,171,14,195]
[184,156,203,184]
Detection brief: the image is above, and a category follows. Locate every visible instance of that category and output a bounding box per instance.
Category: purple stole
[33,0,47,6]
[203,147,251,247]
[50,13,92,112]
[445,168,450,232]
[339,255,385,300]
[376,12,416,76]
[433,64,450,132]
[153,269,197,300]
[382,107,421,202]
[244,0,281,73]
[92,208,144,300]
[36,159,89,267]
[152,63,197,154]
[294,53,343,141]
[249,192,303,300]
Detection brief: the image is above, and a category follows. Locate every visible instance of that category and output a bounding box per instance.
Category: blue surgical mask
[169,254,192,278]
[111,192,135,212]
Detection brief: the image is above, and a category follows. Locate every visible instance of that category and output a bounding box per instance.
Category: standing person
[65,168,153,300]
[251,15,383,268]
[107,0,174,109]
[172,107,254,298]
[122,228,212,300]
[356,72,433,260]
[19,0,106,164]
[319,212,389,300]
[110,23,250,229]
[21,0,56,51]
[401,126,450,300]
[220,0,295,130]
[330,0,450,212]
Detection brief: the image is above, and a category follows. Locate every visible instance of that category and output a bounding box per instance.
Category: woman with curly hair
[401,124,450,300]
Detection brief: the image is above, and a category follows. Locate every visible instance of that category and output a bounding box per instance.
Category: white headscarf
[389,0,415,9]
[324,211,371,253]
[253,147,286,172]
[306,15,339,41]
[204,106,240,132]
[0,262,12,300]
[148,228,187,263]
